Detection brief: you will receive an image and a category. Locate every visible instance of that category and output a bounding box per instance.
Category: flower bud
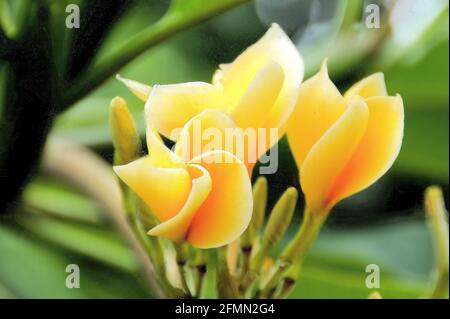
[109,96,141,165]
[240,176,268,251]
[262,187,297,248]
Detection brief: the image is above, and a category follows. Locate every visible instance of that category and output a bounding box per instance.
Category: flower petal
[186,151,253,248]
[117,75,152,102]
[219,23,304,129]
[146,126,184,168]
[145,82,229,140]
[301,97,369,212]
[231,60,284,129]
[327,95,404,205]
[148,164,212,243]
[113,157,191,222]
[344,73,387,100]
[287,61,347,167]
[174,109,238,163]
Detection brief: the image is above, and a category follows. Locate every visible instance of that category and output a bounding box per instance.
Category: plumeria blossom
[287,61,404,214]
[118,23,304,174]
[113,125,253,249]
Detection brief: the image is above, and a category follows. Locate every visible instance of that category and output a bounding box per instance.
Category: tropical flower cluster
[112,23,403,252]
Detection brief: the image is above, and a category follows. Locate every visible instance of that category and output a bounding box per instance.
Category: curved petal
[146,126,184,168]
[186,151,253,248]
[231,60,284,129]
[145,82,229,140]
[113,157,191,222]
[148,164,212,243]
[287,61,347,167]
[219,23,304,129]
[327,95,404,205]
[301,97,369,213]
[344,73,387,100]
[174,109,238,163]
[117,75,152,102]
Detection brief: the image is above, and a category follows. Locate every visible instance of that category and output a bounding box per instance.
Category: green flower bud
[262,187,297,248]
[240,176,268,251]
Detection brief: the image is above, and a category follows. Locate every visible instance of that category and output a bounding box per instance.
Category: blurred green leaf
[23,177,102,224]
[15,214,136,273]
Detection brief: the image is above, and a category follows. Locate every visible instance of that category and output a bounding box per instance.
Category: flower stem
[259,207,326,298]
[216,247,239,298]
[174,243,192,297]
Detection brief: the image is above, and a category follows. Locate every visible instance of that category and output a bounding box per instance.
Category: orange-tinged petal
[148,164,212,243]
[174,109,238,163]
[344,73,387,100]
[327,95,404,205]
[117,75,152,102]
[301,97,369,213]
[145,82,229,140]
[287,61,347,167]
[219,23,304,129]
[186,151,253,248]
[113,157,191,222]
[231,60,284,129]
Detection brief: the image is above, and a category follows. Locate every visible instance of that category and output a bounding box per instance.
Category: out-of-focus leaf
[0,224,86,298]
[15,214,137,273]
[289,220,431,298]
[0,222,148,298]
[23,177,102,224]
[385,42,449,182]
[376,0,449,68]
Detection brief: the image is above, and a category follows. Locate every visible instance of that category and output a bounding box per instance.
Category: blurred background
[0,0,448,298]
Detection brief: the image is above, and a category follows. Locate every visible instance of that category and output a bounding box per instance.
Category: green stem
[61,0,251,109]
[216,247,239,298]
[259,207,326,298]
[174,243,192,296]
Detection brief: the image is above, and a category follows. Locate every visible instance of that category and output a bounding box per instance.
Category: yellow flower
[113,121,253,249]
[287,61,404,214]
[118,23,304,174]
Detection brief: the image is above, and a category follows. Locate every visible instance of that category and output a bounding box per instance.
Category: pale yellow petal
[327,95,404,205]
[212,63,231,87]
[231,60,284,129]
[148,164,212,243]
[116,75,152,102]
[301,97,369,213]
[145,82,229,140]
[186,151,253,248]
[113,158,191,221]
[146,126,184,168]
[344,73,387,100]
[174,109,238,163]
[220,23,304,129]
[287,61,347,167]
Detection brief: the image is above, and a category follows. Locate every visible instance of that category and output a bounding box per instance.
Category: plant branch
[60,0,251,110]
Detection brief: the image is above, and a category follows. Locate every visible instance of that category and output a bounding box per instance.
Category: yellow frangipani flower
[113,123,253,249]
[287,61,404,214]
[118,23,304,174]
